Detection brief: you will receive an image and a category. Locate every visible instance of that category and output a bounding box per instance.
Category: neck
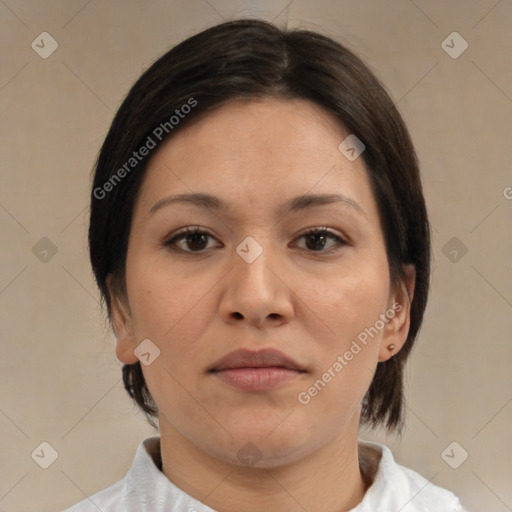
[159,416,368,512]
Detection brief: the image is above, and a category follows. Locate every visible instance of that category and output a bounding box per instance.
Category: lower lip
[211,367,303,391]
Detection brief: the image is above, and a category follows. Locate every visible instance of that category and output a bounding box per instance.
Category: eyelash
[163,226,348,255]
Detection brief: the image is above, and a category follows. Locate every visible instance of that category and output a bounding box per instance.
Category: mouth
[208,348,306,392]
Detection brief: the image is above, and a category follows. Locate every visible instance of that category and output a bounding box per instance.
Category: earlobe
[378,265,416,362]
[106,274,139,365]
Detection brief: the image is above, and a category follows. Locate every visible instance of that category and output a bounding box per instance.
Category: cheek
[125,249,213,341]
[124,254,225,406]
[294,259,390,404]
[303,261,391,344]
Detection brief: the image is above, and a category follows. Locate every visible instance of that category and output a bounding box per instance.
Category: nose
[218,239,294,329]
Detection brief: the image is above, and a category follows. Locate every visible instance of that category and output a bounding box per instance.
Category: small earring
[387,344,395,352]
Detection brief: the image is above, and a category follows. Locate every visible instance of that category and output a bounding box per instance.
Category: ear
[378,265,416,362]
[106,274,139,364]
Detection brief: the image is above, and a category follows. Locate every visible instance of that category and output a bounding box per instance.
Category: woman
[65,18,467,512]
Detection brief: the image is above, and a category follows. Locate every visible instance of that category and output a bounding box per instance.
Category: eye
[293,227,347,253]
[164,227,221,253]
[164,226,348,254]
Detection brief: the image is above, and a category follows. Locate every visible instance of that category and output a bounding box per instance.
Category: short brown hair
[89,18,431,432]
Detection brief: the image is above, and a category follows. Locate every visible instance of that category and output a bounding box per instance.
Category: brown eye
[294,228,347,253]
[164,228,220,253]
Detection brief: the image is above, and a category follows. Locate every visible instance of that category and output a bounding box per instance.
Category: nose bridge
[220,234,293,325]
[233,234,276,296]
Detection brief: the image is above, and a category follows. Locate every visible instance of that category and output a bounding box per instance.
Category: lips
[208,348,306,392]
[208,348,305,373]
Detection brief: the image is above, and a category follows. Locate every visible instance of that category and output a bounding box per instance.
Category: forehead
[134,97,378,222]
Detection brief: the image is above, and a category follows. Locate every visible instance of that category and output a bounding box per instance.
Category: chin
[204,417,319,468]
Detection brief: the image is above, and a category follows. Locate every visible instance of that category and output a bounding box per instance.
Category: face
[109,97,413,468]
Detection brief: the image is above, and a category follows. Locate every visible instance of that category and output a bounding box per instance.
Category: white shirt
[63,436,466,512]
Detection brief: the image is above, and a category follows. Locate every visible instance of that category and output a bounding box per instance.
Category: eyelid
[297,225,346,240]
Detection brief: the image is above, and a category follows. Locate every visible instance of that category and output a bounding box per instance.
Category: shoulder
[358,440,465,512]
[61,436,161,512]
[61,479,128,512]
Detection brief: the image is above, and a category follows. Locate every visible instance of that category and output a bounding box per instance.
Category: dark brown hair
[89,18,431,432]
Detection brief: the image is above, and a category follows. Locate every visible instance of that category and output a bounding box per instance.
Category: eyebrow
[147,192,367,219]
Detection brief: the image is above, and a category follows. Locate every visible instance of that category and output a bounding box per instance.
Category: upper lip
[208,348,305,372]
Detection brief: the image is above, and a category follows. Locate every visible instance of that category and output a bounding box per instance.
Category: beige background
[1,1,511,511]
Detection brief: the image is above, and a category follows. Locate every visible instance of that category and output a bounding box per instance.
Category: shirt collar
[125,436,461,512]
[125,436,215,512]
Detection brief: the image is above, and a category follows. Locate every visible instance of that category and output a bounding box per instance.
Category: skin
[108,97,415,512]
